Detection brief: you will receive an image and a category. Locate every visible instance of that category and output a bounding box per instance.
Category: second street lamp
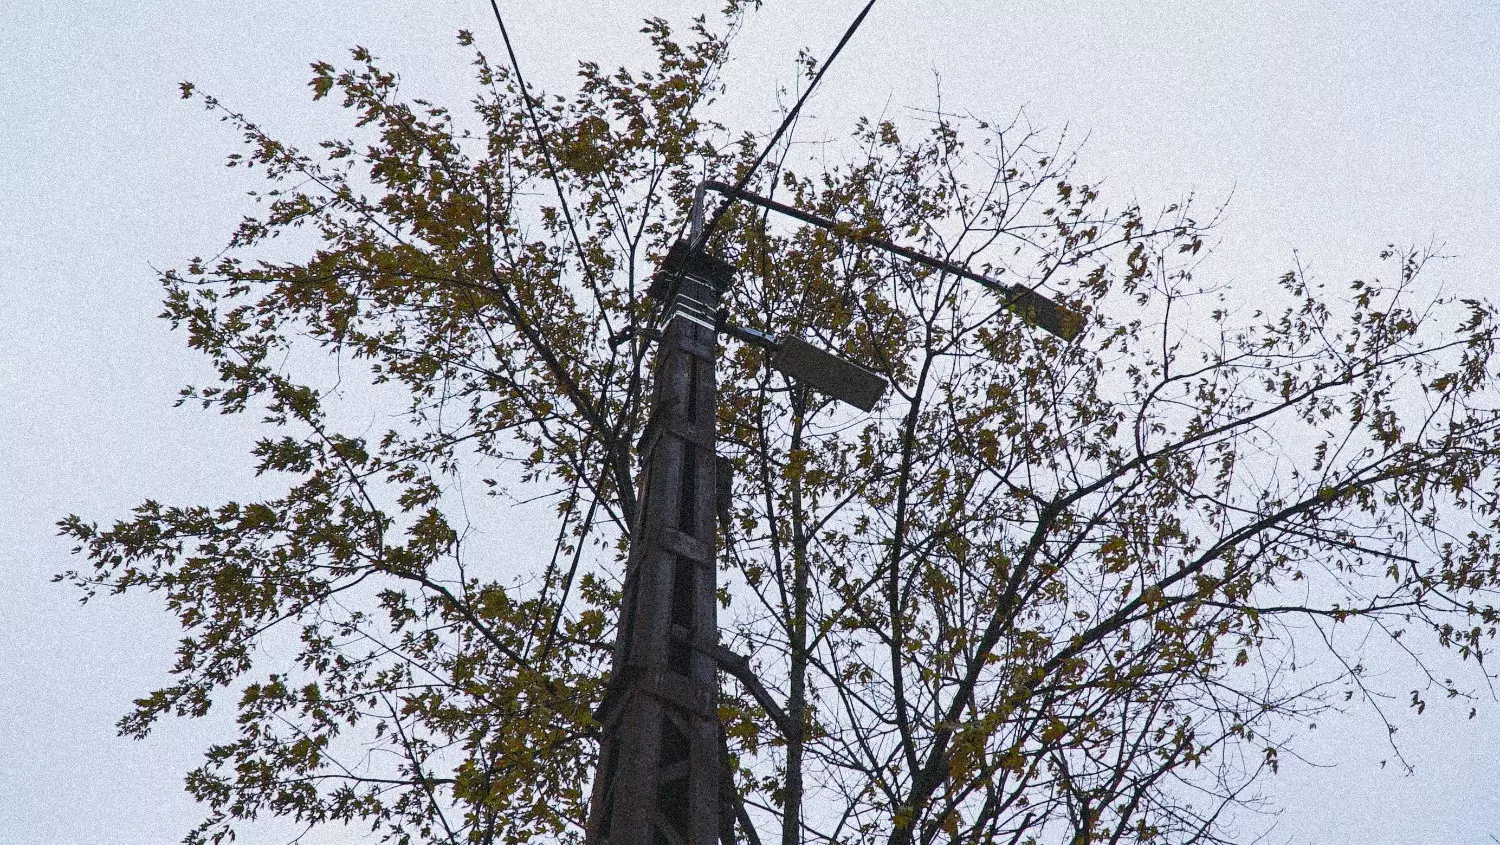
[691,180,1085,342]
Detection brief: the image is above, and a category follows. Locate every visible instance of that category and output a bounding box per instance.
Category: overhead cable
[487,0,598,294]
[694,0,880,247]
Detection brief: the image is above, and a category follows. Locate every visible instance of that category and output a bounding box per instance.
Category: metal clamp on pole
[649,239,737,331]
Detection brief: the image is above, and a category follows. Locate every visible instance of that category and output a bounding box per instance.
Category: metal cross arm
[689,180,1085,342]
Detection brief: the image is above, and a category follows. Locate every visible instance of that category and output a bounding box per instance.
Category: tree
[61,8,1500,845]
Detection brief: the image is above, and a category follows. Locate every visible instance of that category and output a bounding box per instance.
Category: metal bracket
[715,317,778,352]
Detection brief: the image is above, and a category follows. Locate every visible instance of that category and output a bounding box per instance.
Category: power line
[486,0,598,295]
[485,0,880,306]
[695,0,880,248]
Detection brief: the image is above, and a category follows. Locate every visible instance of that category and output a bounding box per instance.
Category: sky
[3,1,1499,843]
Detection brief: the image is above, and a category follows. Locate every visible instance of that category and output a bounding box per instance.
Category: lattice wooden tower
[588,242,736,845]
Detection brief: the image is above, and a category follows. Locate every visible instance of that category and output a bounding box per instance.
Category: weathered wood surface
[589,246,733,845]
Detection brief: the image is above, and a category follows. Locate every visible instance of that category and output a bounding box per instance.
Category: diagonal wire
[694,0,879,248]
[487,0,600,295]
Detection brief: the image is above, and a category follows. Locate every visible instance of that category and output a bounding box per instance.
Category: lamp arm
[689,180,1082,341]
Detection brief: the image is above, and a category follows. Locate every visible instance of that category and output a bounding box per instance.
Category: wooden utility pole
[588,242,736,845]
[586,184,1077,845]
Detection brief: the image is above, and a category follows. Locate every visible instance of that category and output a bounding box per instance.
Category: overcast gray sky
[3,2,1499,843]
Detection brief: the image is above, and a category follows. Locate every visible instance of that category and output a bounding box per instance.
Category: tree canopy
[62,8,1500,845]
